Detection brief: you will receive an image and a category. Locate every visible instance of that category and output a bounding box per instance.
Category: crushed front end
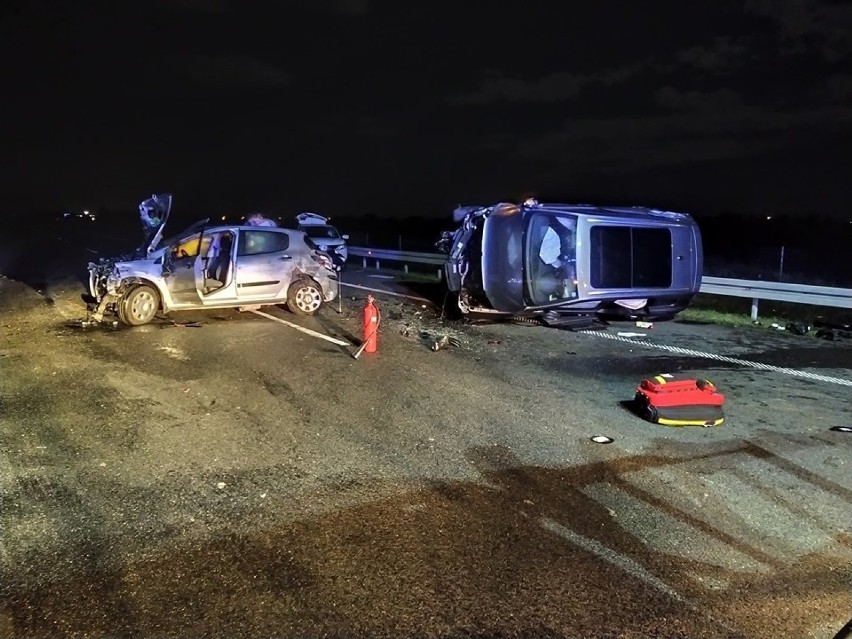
[86,258,124,322]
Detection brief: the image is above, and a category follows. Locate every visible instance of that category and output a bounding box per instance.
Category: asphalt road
[1,254,851,638]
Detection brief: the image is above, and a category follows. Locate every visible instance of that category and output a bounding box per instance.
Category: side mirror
[342,234,350,241]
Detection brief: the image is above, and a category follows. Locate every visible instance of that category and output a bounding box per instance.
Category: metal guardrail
[700,277,852,308]
[349,246,446,278]
[348,246,852,319]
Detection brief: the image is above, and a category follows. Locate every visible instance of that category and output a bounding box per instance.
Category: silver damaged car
[87,194,339,326]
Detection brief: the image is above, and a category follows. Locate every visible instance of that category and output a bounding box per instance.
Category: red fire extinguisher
[354,295,379,358]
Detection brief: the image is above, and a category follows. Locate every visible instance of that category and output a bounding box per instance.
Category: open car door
[137,193,173,258]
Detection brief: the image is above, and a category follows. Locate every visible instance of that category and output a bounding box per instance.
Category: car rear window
[590,226,672,288]
[238,230,290,256]
[302,225,340,239]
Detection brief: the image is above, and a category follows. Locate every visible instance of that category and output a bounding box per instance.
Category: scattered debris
[785,322,810,336]
[590,435,614,444]
[216,482,226,489]
[635,320,653,329]
[165,320,203,328]
[815,328,849,341]
[830,426,852,433]
[814,317,852,331]
[770,323,786,331]
[617,331,647,338]
[66,318,119,330]
[487,339,502,345]
[431,335,461,351]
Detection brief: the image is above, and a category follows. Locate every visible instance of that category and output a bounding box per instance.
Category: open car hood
[138,193,173,256]
[296,212,328,226]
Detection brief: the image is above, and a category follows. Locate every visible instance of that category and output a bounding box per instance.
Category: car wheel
[286,279,323,315]
[116,298,130,325]
[120,284,160,326]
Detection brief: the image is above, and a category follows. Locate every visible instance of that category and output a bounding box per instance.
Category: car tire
[120,284,160,326]
[286,278,323,316]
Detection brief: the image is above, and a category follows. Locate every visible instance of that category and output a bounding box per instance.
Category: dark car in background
[436,199,703,326]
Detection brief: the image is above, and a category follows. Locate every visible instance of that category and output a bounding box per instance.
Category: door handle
[279,255,292,261]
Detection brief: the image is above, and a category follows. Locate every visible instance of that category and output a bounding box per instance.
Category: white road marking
[340,282,433,305]
[581,330,852,387]
[540,517,683,601]
[250,310,352,346]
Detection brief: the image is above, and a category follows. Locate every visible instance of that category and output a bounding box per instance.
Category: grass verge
[680,294,850,333]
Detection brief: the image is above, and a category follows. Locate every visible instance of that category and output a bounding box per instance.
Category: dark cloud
[149,0,230,14]
[744,0,852,60]
[2,1,851,218]
[449,63,647,105]
[170,54,290,90]
[675,37,750,72]
[518,101,852,177]
[288,0,370,16]
[654,87,746,112]
[823,73,852,101]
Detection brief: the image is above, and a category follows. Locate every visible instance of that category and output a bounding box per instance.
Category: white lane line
[541,517,683,601]
[581,330,852,387]
[340,282,433,305]
[250,310,352,346]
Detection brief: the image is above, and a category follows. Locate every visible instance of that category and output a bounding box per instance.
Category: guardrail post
[436,268,442,281]
[751,298,759,321]
[362,257,367,269]
[375,260,380,270]
[404,264,409,274]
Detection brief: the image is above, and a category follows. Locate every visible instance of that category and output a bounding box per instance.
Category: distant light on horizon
[766,216,772,220]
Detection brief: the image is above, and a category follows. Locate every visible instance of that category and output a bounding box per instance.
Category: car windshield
[302,225,340,239]
[525,212,579,305]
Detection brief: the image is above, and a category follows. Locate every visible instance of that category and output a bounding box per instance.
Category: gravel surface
[1,253,850,639]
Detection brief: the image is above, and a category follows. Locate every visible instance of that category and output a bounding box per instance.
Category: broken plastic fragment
[590,435,614,444]
[431,335,461,351]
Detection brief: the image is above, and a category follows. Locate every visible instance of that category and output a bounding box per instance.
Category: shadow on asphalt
[3,437,849,639]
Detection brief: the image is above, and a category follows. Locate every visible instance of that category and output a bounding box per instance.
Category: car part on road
[590,435,614,444]
[163,320,203,328]
[829,426,852,433]
[785,322,810,335]
[431,335,461,352]
[633,376,726,427]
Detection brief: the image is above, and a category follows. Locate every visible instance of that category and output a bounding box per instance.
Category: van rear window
[590,226,672,288]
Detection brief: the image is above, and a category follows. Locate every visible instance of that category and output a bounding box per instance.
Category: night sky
[3,1,851,219]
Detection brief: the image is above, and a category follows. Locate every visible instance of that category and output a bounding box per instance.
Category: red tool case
[634,376,725,426]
